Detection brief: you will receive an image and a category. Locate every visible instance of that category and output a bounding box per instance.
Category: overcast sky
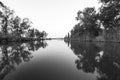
[1,0,101,38]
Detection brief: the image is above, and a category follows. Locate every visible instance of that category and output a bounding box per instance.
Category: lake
[0,40,120,80]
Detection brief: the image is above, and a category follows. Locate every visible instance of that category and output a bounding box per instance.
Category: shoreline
[64,38,120,43]
[0,37,47,43]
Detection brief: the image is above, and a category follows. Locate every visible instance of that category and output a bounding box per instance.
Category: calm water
[0,40,120,80]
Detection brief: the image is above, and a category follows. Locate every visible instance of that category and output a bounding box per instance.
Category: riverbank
[0,37,47,43]
[64,37,120,43]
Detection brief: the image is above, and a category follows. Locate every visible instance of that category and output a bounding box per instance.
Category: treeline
[65,0,120,42]
[0,1,47,41]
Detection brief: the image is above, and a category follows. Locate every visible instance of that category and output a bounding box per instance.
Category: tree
[74,7,101,37]
[0,1,32,38]
[0,1,14,36]
[0,1,47,40]
[27,28,35,38]
[99,0,120,29]
[41,31,48,39]
[70,23,85,38]
[12,17,31,37]
[35,29,41,38]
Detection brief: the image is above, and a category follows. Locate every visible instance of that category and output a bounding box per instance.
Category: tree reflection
[65,40,120,80]
[0,41,47,80]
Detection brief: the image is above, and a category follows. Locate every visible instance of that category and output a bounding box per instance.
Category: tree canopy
[66,0,120,39]
[0,1,47,40]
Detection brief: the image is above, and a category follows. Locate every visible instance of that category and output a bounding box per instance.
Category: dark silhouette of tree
[11,17,31,38]
[40,31,48,39]
[27,28,35,38]
[66,0,120,40]
[69,7,101,38]
[70,23,85,38]
[77,7,100,36]
[98,0,120,30]
[0,1,4,7]
[0,1,48,40]
[35,29,41,38]
[0,2,14,37]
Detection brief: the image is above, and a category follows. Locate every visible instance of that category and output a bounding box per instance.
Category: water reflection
[65,40,120,80]
[0,41,47,80]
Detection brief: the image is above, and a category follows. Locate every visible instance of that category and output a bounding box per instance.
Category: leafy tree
[27,28,35,38]
[40,31,48,39]
[77,7,100,36]
[12,17,31,37]
[99,0,120,29]
[35,29,41,38]
[70,7,101,38]
[0,1,14,36]
[0,1,47,40]
[70,23,85,38]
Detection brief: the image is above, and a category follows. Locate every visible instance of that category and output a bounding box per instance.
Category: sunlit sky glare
[1,0,101,38]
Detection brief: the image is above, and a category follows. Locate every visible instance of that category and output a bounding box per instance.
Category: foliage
[67,0,120,40]
[98,0,120,29]
[70,7,101,38]
[27,28,35,38]
[0,2,14,36]
[0,1,47,39]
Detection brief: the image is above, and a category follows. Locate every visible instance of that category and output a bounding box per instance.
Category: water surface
[0,40,120,80]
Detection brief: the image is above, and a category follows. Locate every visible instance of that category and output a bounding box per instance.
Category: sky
[1,0,101,38]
